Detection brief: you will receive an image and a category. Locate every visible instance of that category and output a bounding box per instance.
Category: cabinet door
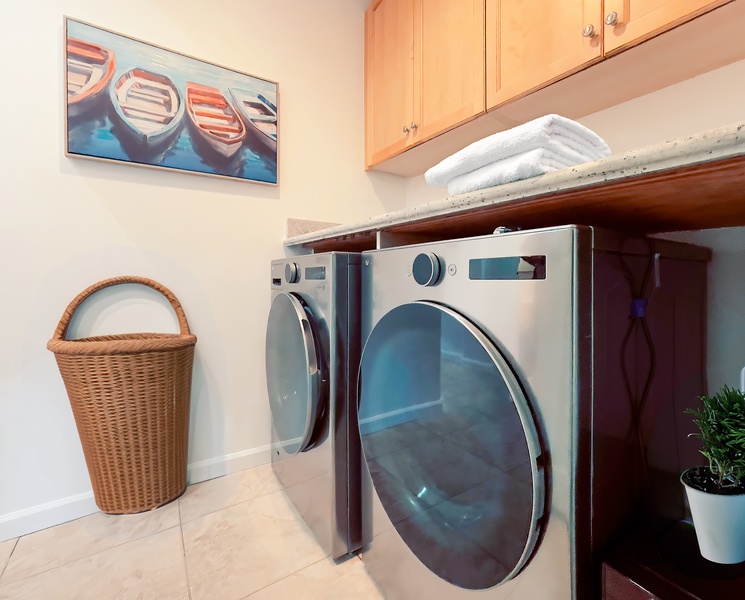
[486,0,602,110]
[413,0,485,144]
[603,0,729,54]
[365,0,415,167]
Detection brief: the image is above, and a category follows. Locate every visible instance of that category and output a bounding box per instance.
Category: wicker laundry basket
[47,276,197,514]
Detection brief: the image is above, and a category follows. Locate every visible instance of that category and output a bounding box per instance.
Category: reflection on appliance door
[358,301,545,590]
[266,292,323,455]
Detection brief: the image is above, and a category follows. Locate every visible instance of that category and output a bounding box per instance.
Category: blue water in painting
[67,19,278,184]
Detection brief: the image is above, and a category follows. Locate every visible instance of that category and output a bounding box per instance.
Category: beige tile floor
[0,465,384,600]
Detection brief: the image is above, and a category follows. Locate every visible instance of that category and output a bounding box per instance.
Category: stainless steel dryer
[265,252,361,560]
[357,226,709,599]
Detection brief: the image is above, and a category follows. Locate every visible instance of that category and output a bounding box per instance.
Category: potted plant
[681,384,745,564]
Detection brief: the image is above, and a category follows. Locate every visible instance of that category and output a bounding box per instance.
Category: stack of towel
[424,114,611,196]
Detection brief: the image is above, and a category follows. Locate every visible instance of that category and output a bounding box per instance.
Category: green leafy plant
[687,385,745,490]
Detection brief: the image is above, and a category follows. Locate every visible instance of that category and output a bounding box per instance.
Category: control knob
[285,262,300,283]
[412,253,442,286]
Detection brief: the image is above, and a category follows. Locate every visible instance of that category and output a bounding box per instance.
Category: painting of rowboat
[64,17,278,185]
[187,83,246,160]
[229,89,278,153]
[110,68,184,154]
[67,38,116,119]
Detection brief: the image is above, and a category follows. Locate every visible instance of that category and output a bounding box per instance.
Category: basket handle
[52,276,192,341]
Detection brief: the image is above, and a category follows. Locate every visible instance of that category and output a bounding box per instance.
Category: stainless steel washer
[265,252,361,560]
[357,226,709,598]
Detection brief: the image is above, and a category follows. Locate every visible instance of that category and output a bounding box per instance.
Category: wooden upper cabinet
[365,0,415,167]
[414,0,486,143]
[486,0,730,111]
[602,0,730,53]
[365,0,485,169]
[365,0,734,170]
[486,0,603,110]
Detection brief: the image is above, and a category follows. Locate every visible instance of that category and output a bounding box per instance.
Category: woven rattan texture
[48,277,197,514]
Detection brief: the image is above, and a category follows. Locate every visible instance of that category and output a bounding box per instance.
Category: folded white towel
[425,114,610,188]
[446,144,600,195]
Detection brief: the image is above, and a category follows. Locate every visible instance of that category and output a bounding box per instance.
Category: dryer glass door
[266,292,323,456]
[358,301,545,590]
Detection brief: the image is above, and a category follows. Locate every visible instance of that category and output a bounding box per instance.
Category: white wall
[0,0,406,541]
[403,58,745,395]
[580,58,745,154]
[656,228,745,393]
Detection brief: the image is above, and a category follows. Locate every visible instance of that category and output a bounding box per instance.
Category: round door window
[358,301,545,590]
[265,293,323,455]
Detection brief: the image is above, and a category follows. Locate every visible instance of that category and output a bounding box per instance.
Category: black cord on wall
[618,239,660,486]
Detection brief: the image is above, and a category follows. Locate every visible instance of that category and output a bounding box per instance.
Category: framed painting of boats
[64,17,278,185]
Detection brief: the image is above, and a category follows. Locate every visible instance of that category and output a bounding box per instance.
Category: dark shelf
[603,521,745,599]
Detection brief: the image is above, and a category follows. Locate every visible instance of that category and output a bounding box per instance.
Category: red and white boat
[186,82,246,159]
[66,38,116,118]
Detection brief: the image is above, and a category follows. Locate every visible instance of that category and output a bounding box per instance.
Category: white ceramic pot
[682,468,745,564]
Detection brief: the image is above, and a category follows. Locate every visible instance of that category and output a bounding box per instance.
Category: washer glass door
[266,292,323,455]
[358,301,545,590]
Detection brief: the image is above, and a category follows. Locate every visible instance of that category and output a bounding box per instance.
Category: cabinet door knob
[582,24,595,37]
[605,11,619,26]
[403,125,409,134]
[410,122,418,130]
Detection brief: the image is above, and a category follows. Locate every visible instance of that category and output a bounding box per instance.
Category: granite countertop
[286,121,745,253]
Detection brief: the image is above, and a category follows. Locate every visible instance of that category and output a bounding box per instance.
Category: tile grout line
[0,538,20,586]
[177,499,193,600]
[236,555,332,599]
[0,521,183,586]
[178,472,284,526]
[1,470,279,595]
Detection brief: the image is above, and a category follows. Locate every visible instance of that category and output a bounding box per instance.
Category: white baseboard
[0,491,98,543]
[359,398,444,436]
[0,445,272,543]
[187,444,272,484]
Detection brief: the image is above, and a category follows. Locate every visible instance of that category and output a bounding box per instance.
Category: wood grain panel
[487,0,603,109]
[373,1,745,176]
[603,0,730,54]
[365,0,415,166]
[301,154,745,252]
[414,0,485,142]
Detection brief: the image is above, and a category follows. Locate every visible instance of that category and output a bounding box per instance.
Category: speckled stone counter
[286,121,745,253]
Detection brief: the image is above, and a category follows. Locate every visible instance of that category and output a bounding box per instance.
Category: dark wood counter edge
[285,123,745,253]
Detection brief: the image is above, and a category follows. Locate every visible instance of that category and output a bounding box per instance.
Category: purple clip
[630,298,648,318]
